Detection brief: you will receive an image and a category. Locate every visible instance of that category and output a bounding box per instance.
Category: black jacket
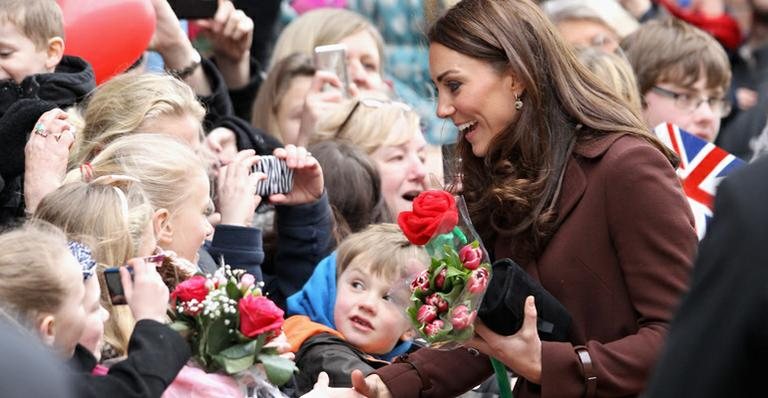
[644,155,768,397]
[293,332,388,396]
[68,319,190,398]
[0,55,95,226]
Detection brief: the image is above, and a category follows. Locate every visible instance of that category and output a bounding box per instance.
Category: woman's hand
[149,0,211,95]
[465,296,542,384]
[24,108,76,214]
[215,149,262,226]
[350,370,392,398]
[301,372,366,398]
[196,0,253,89]
[268,145,323,206]
[121,257,170,324]
[206,127,239,166]
[293,71,354,147]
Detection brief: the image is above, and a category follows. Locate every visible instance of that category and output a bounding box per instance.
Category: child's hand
[268,145,324,206]
[301,372,366,398]
[24,108,76,214]
[216,149,263,226]
[121,257,170,324]
[196,1,253,63]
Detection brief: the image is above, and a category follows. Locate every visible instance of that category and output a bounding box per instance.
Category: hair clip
[80,163,94,183]
[67,241,96,281]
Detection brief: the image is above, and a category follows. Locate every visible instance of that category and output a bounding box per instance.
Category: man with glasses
[621,17,732,143]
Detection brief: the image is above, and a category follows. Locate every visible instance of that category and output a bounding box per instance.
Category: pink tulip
[425,319,445,337]
[467,267,489,294]
[410,270,430,293]
[425,293,449,313]
[458,244,483,270]
[416,304,438,324]
[434,268,448,291]
[450,305,476,330]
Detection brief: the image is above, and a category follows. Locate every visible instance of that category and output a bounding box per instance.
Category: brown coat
[375,133,698,397]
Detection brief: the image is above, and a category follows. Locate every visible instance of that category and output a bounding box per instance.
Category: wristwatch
[166,49,201,79]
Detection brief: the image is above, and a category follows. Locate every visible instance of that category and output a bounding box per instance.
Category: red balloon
[57,0,156,84]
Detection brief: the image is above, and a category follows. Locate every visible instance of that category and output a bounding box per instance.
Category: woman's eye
[446,81,461,92]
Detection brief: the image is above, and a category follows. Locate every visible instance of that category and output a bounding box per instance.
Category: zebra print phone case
[252,156,294,196]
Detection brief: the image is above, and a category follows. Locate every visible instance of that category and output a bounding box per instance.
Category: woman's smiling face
[429,43,522,157]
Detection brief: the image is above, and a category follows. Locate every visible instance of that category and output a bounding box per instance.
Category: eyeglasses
[651,86,732,117]
[336,98,413,136]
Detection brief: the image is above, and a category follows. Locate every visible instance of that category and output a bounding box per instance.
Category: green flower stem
[452,226,467,245]
[491,357,514,398]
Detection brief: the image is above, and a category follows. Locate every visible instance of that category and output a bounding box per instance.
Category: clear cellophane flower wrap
[397,190,492,349]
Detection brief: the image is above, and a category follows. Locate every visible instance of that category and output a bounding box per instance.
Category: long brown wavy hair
[429,0,675,260]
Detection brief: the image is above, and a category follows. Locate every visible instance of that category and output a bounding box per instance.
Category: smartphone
[168,0,218,20]
[103,267,130,306]
[103,254,165,305]
[313,44,350,97]
[252,155,294,196]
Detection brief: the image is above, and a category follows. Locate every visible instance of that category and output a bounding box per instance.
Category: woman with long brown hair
[352,0,697,396]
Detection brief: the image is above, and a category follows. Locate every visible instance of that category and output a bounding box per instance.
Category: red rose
[238,295,285,338]
[397,190,458,245]
[171,275,209,303]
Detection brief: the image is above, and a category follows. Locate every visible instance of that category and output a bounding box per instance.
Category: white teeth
[457,121,477,134]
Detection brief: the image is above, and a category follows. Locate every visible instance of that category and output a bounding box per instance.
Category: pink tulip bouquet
[397,190,492,347]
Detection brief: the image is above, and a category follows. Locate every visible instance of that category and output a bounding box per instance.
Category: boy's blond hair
[336,223,428,283]
[0,0,64,50]
[621,17,731,95]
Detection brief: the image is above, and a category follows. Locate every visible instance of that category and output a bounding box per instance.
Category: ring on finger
[33,123,48,137]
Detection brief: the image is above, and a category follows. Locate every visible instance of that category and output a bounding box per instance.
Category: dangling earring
[515,94,523,110]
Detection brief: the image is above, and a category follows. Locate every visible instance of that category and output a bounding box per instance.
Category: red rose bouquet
[169,265,297,389]
[397,190,492,347]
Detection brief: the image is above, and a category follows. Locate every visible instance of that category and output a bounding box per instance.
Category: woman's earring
[515,94,523,110]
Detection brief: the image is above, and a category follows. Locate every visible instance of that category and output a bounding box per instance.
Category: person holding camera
[351,0,697,397]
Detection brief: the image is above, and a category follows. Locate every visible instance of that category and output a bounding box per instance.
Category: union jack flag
[653,123,745,239]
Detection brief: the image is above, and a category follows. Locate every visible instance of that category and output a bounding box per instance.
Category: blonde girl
[34,177,161,359]
[65,134,214,265]
[0,221,188,397]
[0,222,87,358]
[68,73,206,168]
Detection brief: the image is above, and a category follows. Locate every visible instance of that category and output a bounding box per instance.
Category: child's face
[49,253,87,357]
[162,172,213,263]
[0,21,54,83]
[77,276,109,360]
[333,263,412,355]
[643,75,727,142]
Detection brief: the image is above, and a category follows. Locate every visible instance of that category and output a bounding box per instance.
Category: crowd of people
[0,0,766,396]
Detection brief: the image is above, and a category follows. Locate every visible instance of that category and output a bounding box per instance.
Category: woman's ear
[36,314,56,347]
[153,208,173,246]
[45,37,65,72]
